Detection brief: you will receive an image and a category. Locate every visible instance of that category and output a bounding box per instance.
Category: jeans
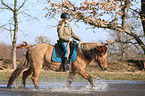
[61,42,70,59]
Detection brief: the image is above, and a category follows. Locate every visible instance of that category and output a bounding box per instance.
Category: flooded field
[0,80,145,96]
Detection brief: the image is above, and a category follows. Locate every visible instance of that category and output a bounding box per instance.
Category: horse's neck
[78,48,95,64]
[85,49,95,60]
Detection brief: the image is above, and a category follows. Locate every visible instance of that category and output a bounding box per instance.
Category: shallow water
[0,80,145,96]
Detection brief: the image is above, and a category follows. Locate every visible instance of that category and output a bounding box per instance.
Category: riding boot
[62,57,69,72]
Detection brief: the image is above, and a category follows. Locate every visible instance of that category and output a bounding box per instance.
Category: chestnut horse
[7,43,107,89]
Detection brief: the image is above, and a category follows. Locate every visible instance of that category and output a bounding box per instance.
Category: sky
[0,0,140,45]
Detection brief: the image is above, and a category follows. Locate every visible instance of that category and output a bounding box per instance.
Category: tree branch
[118,41,138,45]
[0,26,11,31]
[17,0,27,11]
[129,8,139,13]
[19,11,40,21]
[1,0,13,11]
[0,7,9,10]
[0,23,14,31]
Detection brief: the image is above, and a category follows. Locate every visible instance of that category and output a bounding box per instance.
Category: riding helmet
[61,12,70,19]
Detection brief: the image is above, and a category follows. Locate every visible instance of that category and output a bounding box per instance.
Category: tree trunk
[12,0,18,69]
[140,0,145,35]
[143,54,145,69]
[120,1,128,61]
[12,42,17,69]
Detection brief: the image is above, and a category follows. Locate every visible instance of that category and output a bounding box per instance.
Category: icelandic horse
[7,43,107,89]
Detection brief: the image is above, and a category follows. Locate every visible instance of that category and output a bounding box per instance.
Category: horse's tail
[7,50,30,88]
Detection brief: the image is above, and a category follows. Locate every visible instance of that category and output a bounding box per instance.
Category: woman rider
[57,12,81,72]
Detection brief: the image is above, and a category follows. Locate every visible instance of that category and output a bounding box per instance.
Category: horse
[7,43,107,89]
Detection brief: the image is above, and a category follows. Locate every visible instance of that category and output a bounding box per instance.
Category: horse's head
[94,45,107,70]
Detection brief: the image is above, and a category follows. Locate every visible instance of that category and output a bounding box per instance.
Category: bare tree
[108,17,144,60]
[0,0,27,69]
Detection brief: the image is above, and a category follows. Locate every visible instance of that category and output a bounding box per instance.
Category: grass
[89,71,145,81]
[0,69,144,82]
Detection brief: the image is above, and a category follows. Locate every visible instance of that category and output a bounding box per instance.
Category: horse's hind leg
[22,68,32,88]
[66,71,76,88]
[31,67,41,89]
[78,71,94,87]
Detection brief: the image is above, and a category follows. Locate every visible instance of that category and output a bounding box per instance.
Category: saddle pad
[52,43,77,63]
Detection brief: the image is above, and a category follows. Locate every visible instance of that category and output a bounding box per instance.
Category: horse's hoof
[7,86,11,89]
[18,85,25,89]
[35,87,39,89]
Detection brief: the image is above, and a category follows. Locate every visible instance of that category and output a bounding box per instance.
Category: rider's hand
[69,38,73,42]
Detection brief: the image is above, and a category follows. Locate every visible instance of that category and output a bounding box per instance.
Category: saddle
[52,41,78,63]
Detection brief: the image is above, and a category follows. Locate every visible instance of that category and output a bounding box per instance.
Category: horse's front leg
[66,71,76,88]
[78,71,94,87]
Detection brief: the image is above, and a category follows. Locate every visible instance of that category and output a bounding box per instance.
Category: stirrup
[65,65,69,71]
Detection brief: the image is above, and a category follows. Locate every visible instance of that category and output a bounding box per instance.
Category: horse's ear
[95,46,102,53]
[101,45,107,54]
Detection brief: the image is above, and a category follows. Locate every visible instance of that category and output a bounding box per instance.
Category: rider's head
[61,12,70,23]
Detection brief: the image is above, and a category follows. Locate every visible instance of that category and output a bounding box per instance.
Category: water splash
[0,79,108,95]
[93,79,108,91]
[33,79,108,93]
